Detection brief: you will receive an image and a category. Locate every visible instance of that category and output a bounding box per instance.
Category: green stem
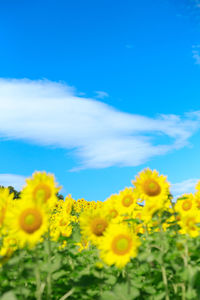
[126,267,131,294]
[46,230,52,300]
[35,262,42,300]
[159,218,170,300]
[183,238,193,298]
[161,265,170,300]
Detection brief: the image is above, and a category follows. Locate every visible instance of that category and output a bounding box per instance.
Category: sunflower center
[143,179,161,196]
[59,218,68,226]
[19,208,43,234]
[112,234,132,255]
[91,218,108,236]
[109,209,118,218]
[122,196,134,207]
[33,184,52,202]
[182,200,192,211]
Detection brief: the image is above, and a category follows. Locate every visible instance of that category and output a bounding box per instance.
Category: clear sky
[0,0,200,201]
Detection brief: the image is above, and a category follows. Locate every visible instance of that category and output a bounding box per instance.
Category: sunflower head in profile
[7,199,49,248]
[132,168,170,203]
[98,223,140,268]
[0,187,14,235]
[21,171,61,210]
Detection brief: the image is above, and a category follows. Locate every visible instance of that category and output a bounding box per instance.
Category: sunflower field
[1,169,200,300]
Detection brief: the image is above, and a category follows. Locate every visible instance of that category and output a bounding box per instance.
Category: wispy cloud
[192,45,200,64]
[94,91,109,99]
[171,178,199,199]
[0,78,200,170]
[0,174,26,190]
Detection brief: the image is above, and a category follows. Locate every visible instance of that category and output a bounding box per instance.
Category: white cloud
[0,174,26,190]
[0,78,200,170]
[192,45,200,65]
[171,178,199,199]
[94,91,109,99]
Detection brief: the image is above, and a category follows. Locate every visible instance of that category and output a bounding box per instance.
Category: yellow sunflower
[195,180,200,193]
[116,188,138,215]
[0,187,14,236]
[0,236,17,267]
[132,168,170,203]
[98,223,140,268]
[7,198,49,248]
[79,207,110,245]
[194,193,200,209]
[50,209,72,241]
[178,209,200,238]
[174,194,197,217]
[21,171,61,209]
[104,194,121,220]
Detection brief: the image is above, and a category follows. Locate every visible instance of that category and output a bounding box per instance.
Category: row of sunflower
[0,169,200,299]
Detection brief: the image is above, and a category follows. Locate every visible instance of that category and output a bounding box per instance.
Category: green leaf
[0,291,17,300]
[100,283,140,300]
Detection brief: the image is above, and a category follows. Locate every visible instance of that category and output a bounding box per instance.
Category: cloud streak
[0,174,26,190]
[94,91,109,99]
[192,45,200,65]
[171,178,199,199]
[0,78,200,170]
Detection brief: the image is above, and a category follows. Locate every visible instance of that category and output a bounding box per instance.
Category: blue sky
[0,0,200,201]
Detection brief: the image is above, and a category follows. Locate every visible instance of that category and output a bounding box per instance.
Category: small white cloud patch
[192,45,200,65]
[171,178,199,199]
[0,174,26,190]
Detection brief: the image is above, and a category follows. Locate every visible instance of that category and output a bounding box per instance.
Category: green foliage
[1,211,200,299]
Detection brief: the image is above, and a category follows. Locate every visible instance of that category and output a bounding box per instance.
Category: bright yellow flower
[63,195,74,214]
[175,194,197,217]
[178,209,200,238]
[132,168,170,203]
[99,223,140,268]
[104,195,121,220]
[195,180,200,193]
[7,199,49,248]
[117,188,138,215]
[75,239,89,252]
[0,187,14,236]
[79,208,110,245]
[50,209,72,241]
[21,171,61,210]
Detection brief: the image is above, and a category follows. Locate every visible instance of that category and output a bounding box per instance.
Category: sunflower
[0,236,17,267]
[98,223,140,268]
[174,194,197,217]
[104,194,121,220]
[21,171,61,210]
[0,187,14,236]
[75,239,89,252]
[132,168,170,203]
[50,209,72,241]
[79,207,110,245]
[195,180,200,193]
[178,209,200,238]
[116,188,138,215]
[194,193,200,209]
[7,198,49,248]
